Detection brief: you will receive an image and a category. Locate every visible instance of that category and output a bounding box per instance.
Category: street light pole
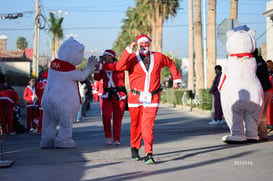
[52,9,69,18]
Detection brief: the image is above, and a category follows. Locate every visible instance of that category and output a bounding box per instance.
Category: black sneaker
[131,147,140,161]
[144,152,155,164]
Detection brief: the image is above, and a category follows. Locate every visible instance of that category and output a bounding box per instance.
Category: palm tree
[113,5,151,57]
[113,0,179,55]
[49,12,64,59]
[207,0,217,88]
[145,0,179,52]
[16,36,28,51]
[188,0,194,91]
[194,0,204,96]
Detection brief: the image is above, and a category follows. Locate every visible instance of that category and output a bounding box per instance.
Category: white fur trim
[137,37,151,44]
[103,51,115,57]
[136,51,154,93]
[128,103,159,108]
[98,63,103,70]
[173,79,182,83]
[126,46,133,54]
[120,95,127,100]
[0,97,14,104]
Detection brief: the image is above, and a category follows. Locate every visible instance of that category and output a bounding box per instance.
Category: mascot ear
[248,29,256,38]
[226,30,234,38]
[76,43,85,52]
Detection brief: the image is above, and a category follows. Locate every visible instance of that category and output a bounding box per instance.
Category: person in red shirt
[99,35,181,164]
[94,50,127,145]
[0,87,18,134]
[23,78,38,131]
[35,71,48,133]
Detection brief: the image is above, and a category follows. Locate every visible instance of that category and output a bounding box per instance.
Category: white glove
[88,55,98,68]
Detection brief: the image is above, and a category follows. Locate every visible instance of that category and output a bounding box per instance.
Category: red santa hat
[136,35,152,44]
[103,49,116,58]
[41,71,48,78]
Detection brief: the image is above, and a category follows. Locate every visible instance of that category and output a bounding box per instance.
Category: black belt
[103,86,127,100]
[130,86,163,96]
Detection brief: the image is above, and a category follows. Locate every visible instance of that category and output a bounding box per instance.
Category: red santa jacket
[94,69,126,100]
[36,79,47,107]
[23,85,37,107]
[102,48,181,107]
[0,89,18,106]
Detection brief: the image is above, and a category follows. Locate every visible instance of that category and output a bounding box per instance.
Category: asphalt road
[0,103,272,181]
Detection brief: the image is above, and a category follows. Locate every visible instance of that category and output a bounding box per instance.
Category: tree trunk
[194,0,204,95]
[188,0,194,91]
[207,0,217,88]
[230,0,238,19]
[51,36,56,59]
[155,16,163,52]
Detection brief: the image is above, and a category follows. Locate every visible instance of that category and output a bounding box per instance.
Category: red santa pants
[93,93,98,103]
[26,106,37,129]
[129,106,159,155]
[0,99,14,133]
[102,96,126,142]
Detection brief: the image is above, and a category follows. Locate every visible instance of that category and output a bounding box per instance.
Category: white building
[263,0,273,60]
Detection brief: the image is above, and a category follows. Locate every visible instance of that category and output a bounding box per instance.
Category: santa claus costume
[100,35,181,164]
[94,49,127,145]
[0,87,18,134]
[23,78,38,130]
[35,71,48,133]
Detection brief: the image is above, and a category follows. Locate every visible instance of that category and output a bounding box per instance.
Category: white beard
[138,46,150,56]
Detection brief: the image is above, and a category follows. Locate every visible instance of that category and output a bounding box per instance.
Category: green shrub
[198,88,213,110]
[161,88,194,107]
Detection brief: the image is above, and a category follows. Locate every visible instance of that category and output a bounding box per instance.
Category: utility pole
[32,0,40,78]
[230,0,238,19]
[188,0,194,91]
[202,0,207,88]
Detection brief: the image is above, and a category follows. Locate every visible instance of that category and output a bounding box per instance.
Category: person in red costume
[0,87,18,135]
[98,35,181,164]
[23,78,38,131]
[91,81,98,103]
[35,71,48,133]
[94,49,127,145]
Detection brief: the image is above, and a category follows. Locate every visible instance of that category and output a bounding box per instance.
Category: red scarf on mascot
[50,59,81,103]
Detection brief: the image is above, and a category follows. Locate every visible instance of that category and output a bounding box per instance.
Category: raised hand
[88,55,98,67]
[173,82,179,89]
[129,41,137,50]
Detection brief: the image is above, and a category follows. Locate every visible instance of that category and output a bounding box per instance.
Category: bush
[198,88,213,110]
[161,88,193,107]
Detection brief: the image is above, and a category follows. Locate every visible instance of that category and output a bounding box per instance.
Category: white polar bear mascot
[40,37,97,148]
[219,25,264,143]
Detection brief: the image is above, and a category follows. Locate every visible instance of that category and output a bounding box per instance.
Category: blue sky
[0,0,270,58]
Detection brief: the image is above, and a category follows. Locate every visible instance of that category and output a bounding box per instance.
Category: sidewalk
[0,103,272,181]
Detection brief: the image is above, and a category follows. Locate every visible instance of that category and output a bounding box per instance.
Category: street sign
[217,18,240,45]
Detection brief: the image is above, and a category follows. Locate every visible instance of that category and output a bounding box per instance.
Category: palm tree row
[113,0,180,57]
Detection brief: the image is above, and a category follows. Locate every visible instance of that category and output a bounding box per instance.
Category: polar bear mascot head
[57,37,85,65]
[226,25,256,55]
